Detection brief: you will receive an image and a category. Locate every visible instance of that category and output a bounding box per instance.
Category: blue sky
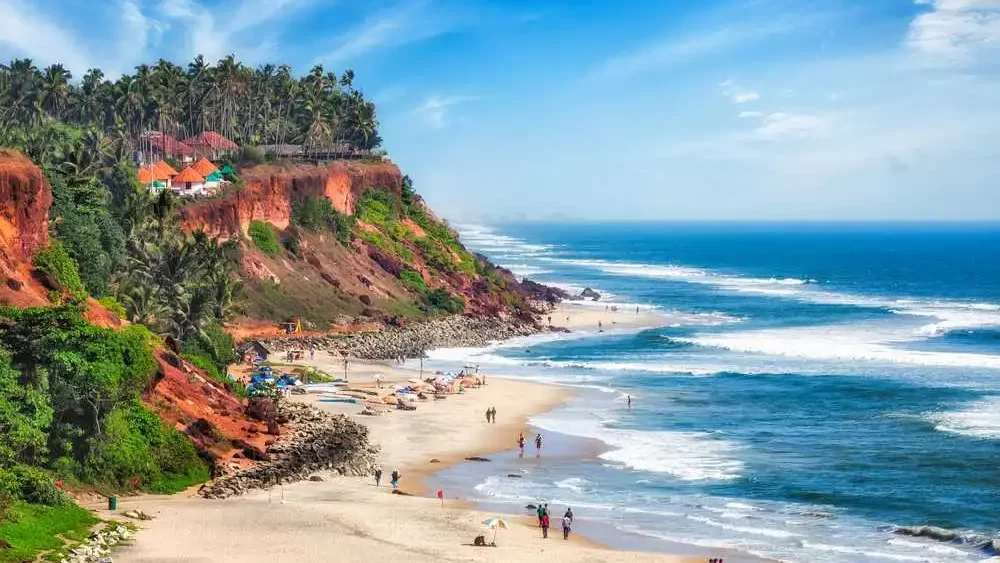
[2,0,1000,221]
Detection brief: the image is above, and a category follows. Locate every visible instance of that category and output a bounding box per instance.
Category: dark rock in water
[465,456,490,462]
[981,538,1000,555]
[803,510,833,519]
[526,504,537,510]
[506,474,522,478]
[429,458,441,463]
[894,525,960,542]
[309,475,324,482]
[580,287,601,301]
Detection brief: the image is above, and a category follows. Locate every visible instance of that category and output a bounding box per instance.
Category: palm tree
[41,64,72,119]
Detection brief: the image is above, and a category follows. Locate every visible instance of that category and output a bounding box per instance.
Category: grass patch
[248,221,281,256]
[359,231,414,262]
[0,502,98,563]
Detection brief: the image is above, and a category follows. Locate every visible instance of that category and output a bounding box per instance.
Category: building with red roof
[146,132,194,163]
[183,131,239,160]
[172,166,206,196]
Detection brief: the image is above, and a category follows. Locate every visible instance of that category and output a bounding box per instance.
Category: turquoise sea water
[425,222,1000,563]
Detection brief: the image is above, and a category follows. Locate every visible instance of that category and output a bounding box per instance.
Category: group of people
[484,406,497,423]
[373,466,401,491]
[536,503,574,540]
[517,433,543,457]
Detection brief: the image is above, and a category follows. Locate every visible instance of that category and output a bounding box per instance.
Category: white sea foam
[686,515,801,539]
[800,541,931,562]
[530,413,743,481]
[928,396,1000,439]
[678,324,1000,370]
[554,477,591,492]
[540,255,1000,338]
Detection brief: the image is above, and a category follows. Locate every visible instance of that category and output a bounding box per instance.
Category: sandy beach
[112,304,708,563]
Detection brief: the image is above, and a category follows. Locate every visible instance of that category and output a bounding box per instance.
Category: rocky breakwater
[199,402,377,499]
[58,525,131,563]
[262,315,547,360]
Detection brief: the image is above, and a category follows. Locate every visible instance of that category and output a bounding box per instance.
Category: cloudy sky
[2,0,1000,221]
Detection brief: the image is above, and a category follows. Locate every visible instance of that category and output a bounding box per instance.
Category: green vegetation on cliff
[0,306,208,501]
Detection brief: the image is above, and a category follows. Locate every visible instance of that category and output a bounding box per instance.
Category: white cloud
[732,91,760,103]
[750,112,833,141]
[0,0,92,72]
[316,1,464,65]
[738,111,764,118]
[160,0,314,63]
[414,95,479,129]
[720,79,760,104]
[906,0,1000,63]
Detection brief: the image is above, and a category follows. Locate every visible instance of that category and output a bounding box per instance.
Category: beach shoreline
[111,302,733,563]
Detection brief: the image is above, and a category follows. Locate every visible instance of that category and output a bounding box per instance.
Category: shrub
[416,237,455,272]
[291,196,336,231]
[7,466,69,506]
[97,296,127,319]
[283,234,301,256]
[33,242,87,300]
[355,188,399,227]
[237,146,266,165]
[248,220,280,256]
[399,269,426,294]
[360,231,414,262]
[425,288,465,314]
[81,402,209,493]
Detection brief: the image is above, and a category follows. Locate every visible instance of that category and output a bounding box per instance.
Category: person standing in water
[374,466,383,487]
[535,433,543,456]
[627,394,632,409]
[598,320,603,332]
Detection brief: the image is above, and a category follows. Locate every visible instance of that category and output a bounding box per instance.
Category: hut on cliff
[191,157,223,189]
[137,160,178,191]
[172,166,206,196]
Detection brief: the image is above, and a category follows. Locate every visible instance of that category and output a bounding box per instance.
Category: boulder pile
[262,315,543,360]
[59,525,131,563]
[199,403,378,499]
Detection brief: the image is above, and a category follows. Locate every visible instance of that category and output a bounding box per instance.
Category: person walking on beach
[562,508,574,540]
[536,504,545,527]
[518,433,526,456]
[390,468,400,491]
[490,406,497,424]
[535,433,543,456]
[541,508,550,538]
[598,320,603,332]
[485,408,491,423]
[374,466,383,487]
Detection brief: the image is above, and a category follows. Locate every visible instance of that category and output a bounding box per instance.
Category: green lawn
[0,503,98,563]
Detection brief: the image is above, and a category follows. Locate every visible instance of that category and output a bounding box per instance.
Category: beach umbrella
[481,516,509,544]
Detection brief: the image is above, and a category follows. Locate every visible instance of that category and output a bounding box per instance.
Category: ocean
[421,222,1000,563]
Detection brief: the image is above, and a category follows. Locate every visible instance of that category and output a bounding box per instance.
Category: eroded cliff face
[180,161,402,237]
[0,150,53,306]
